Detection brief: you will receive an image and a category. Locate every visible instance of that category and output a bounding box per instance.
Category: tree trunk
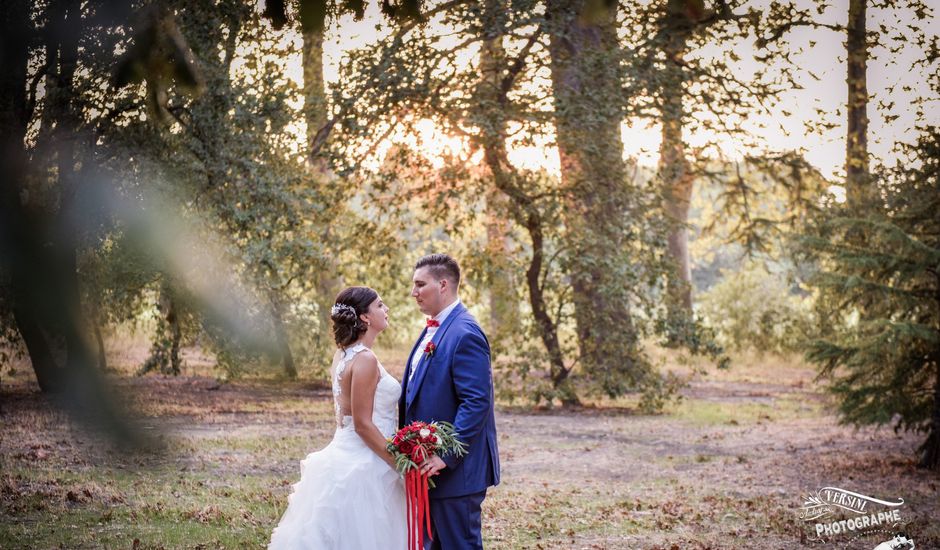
[660,90,693,315]
[301,12,341,354]
[0,0,31,233]
[474,0,578,404]
[12,308,61,391]
[93,320,107,371]
[478,1,518,338]
[486,193,516,334]
[87,293,109,371]
[547,0,640,394]
[270,294,297,379]
[46,0,86,381]
[165,291,181,375]
[482,147,580,406]
[34,14,59,156]
[1,0,67,391]
[921,279,940,470]
[302,20,329,170]
[525,217,580,406]
[920,358,940,470]
[140,284,182,375]
[845,0,869,206]
[658,12,695,324]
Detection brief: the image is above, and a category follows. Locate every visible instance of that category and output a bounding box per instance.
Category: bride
[268,286,406,549]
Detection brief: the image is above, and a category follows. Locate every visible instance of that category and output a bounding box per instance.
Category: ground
[1,349,937,549]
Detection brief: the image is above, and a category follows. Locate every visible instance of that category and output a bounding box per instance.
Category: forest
[1,0,938,548]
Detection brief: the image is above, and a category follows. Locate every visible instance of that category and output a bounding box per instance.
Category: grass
[668,393,825,427]
[1,438,292,549]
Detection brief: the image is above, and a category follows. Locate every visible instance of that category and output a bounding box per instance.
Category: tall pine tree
[804,126,940,470]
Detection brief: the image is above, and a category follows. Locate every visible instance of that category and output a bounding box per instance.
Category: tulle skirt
[268,427,407,550]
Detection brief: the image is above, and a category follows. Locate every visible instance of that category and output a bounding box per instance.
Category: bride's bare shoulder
[346,349,379,375]
[352,348,377,364]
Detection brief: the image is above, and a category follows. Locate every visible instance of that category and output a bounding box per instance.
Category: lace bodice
[331,343,401,437]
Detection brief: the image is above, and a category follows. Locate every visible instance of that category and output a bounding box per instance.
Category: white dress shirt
[408,298,461,382]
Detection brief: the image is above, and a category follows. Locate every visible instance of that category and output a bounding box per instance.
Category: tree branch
[500,26,543,99]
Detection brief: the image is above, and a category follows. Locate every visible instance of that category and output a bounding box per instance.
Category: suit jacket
[399,303,500,499]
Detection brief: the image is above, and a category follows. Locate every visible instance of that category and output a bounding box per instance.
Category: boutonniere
[423,342,436,360]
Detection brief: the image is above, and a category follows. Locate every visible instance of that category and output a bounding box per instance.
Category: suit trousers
[425,490,487,550]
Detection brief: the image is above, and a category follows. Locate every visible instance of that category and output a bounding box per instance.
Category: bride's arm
[349,353,396,469]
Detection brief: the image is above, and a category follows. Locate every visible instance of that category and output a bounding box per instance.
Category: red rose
[409,444,428,462]
[423,342,436,357]
[398,439,415,455]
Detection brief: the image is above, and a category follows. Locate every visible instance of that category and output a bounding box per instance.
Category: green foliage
[697,261,815,355]
[623,0,786,152]
[91,0,345,379]
[654,312,729,369]
[693,156,831,258]
[637,369,688,414]
[0,300,25,368]
[803,127,940,469]
[328,0,716,408]
[493,322,575,407]
[4,0,931,441]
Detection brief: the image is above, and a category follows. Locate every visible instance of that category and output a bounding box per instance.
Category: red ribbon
[406,470,432,550]
[426,319,440,328]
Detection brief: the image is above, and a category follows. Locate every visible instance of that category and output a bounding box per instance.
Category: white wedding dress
[268,343,407,549]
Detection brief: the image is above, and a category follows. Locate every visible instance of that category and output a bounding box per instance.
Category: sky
[274,0,939,181]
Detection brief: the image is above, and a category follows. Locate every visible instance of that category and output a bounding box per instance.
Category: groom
[400,253,500,550]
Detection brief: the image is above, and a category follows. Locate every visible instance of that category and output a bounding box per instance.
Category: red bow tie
[426,319,440,328]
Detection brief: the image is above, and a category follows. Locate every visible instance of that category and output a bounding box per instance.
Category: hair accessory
[331,303,356,316]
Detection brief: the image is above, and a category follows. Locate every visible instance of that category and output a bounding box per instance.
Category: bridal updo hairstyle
[331,286,378,348]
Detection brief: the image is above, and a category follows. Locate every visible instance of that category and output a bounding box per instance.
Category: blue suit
[400,303,500,549]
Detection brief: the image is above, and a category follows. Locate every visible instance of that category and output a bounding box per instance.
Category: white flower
[420,428,431,438]
[433,434,442,444]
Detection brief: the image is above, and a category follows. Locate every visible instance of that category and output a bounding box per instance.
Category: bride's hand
[419,454,446,476]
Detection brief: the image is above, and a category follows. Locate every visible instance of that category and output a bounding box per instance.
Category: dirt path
[490,408,936,548]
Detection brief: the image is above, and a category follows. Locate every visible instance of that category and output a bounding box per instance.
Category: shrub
[697,263,814,354]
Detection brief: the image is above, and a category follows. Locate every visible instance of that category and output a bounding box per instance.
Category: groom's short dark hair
[415,254,461,285]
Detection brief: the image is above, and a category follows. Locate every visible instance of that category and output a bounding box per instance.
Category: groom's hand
[419,454,446,476]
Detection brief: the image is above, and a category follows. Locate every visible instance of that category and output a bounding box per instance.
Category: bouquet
[387,421,467,550]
